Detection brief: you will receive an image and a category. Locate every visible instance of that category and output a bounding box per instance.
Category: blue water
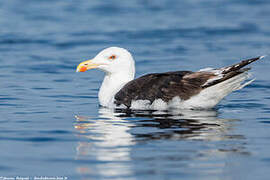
[1,0,270,179]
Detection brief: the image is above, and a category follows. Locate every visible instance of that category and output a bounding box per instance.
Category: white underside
[110,72,254,110]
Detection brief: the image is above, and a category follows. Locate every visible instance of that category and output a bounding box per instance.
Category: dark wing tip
[248,55,265,62]
[246,55,266,63]
[222,55,265,74]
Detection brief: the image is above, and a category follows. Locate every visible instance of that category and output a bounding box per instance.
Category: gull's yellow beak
[76,59,100,72]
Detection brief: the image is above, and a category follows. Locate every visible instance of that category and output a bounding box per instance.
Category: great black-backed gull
[76,47,264,110]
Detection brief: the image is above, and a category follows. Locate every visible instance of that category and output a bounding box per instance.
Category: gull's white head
[76,47,136,107]
[76,47,135,76]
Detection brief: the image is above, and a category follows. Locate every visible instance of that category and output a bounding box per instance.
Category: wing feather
[114,56,263,108]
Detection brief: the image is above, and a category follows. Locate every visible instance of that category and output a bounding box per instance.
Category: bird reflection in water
[74,108,135,178]
[74,108,248,179]
[118,108,240,141]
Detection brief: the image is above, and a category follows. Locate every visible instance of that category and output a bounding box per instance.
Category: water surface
[1,0,270,179]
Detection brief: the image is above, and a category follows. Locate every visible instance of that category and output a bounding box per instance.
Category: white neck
[98,71,134,107]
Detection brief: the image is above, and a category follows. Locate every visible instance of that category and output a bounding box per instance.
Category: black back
[114,71,211,107]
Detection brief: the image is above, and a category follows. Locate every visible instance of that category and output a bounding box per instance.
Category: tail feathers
[182,72,253,109]
[218,72,251,93]
[206,72,252,107]
[185,56,264,109]
[202,55,264,88]
[236,78,255,90]
[228,72,253,91]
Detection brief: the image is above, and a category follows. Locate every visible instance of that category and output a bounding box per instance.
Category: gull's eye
[108,55,116,60]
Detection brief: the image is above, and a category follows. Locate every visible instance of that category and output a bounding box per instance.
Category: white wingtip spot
[260,55,267,59]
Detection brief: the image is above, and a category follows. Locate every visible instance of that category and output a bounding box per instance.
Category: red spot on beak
[80,66,87,72]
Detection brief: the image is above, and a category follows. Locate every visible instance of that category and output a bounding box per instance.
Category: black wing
[114,71,213,108]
